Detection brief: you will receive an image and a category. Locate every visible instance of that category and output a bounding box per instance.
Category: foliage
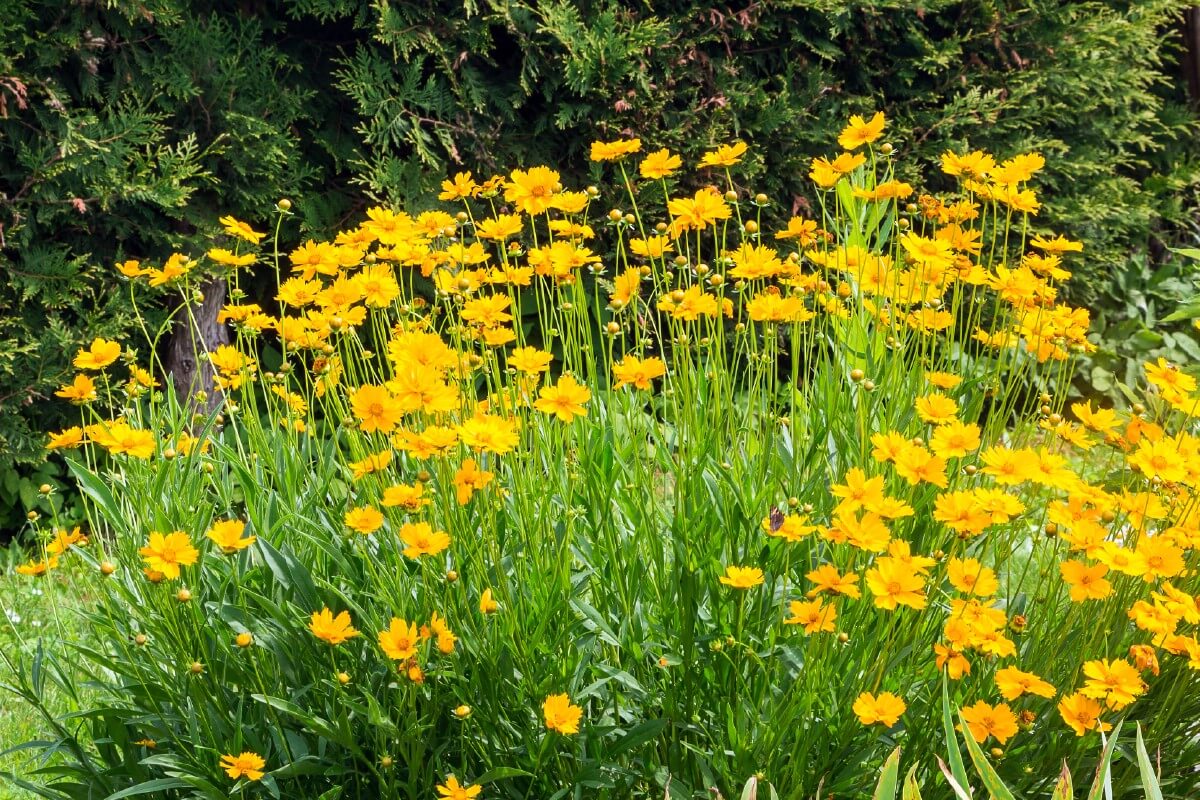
[2,0,1199,532]
[6,119,1200,798]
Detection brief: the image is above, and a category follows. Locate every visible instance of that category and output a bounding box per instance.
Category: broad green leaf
[901,765,922,800]
[1050,762,1072,800]
[66,458,122,529]
[873,746,901,800]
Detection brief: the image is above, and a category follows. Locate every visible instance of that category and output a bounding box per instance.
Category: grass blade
[941,677,970,796]
[1135,724,1163,800]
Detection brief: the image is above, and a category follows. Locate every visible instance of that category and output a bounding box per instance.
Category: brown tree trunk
[1184,8,1200,104]
[167,277,229,415]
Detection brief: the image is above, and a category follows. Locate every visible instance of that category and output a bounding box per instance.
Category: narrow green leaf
[103,778,190,799]
[608,719,668,757]
[1085,721,1124,800]
[936,757,972,800]
[475,766,534,786]
[1135,725,1163,800]
[872,747,901,800]
[957,711,1016,800]
[941,677,970,794]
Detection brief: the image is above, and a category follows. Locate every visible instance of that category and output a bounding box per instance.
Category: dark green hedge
[2,0,1198,529]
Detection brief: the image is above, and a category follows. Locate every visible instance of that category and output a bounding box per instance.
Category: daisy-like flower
[309,608,360,645]
[219,751,265,781]
[543,693,583,734]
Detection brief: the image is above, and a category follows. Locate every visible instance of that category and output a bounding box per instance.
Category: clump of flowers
[13,114,1200,798]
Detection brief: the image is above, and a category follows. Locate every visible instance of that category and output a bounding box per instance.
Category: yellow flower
[219,751,265,781]
[73,338,122,371]
[590,138,642,161]
[1058,692,1111,737]
[207,248,256,267]
[219,215,266,244]
[381,482,431,512]
[865,557,926,610]
[475,214,525,241]
[350,384,404,434]
[914,392,959,424]
[719,565,764,589]
[698,141,748,168]
[439,171,479,201]
[508,347,553,374]
[838,111,885,150]
[344,506,384,535]
[138,531,198,580]
[784,598,836,634]
[206,519,256,553]
[926,370,962,389]
[946,557,998,597]
[995,666,1055,701]
[543,693,583,735]
[960,701,1018,745]
[309,607,360,645]
[639,148,682,179]
[805,564,861,599]
[55,374,98,404]
[436,775,482,799]
[378,617,423,661]
[453,458,494,505]
[667,188,731,234]
[1081,658,1146,710]
[457,414,520,455]
[479,588,499,614]
[504,166,560,215]
[940,150,995,180]
[47,426,85,450]
[1059,559,1112,601]
[398,521,451,558]
[612,356,666,390]
[852,691,906,727]
[534,375,591,422]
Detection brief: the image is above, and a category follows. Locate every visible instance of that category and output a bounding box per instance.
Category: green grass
[0,547,89,800]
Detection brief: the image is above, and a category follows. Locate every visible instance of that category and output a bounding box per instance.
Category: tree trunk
[166,277,229,415]
[1184,8,1200,104]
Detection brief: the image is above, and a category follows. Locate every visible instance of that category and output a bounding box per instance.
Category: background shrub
[2,0,1198,533]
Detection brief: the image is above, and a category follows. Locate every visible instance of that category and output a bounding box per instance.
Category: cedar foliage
[1,0,1197,530]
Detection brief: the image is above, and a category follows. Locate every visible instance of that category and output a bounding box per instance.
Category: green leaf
[103,778,190,799]
[65,457,122,529]
[1134,725,1163,800]
[475,766,534,786]
[956,711,1016,800]
[608,719,668,757]
[901,765,922,800]
[941,677,970,794]
[936,757,972,800]
[1167,247,1200,261]
[1085,720,1123,800]
[873,746,901,800]
[1050,762,1072,800]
